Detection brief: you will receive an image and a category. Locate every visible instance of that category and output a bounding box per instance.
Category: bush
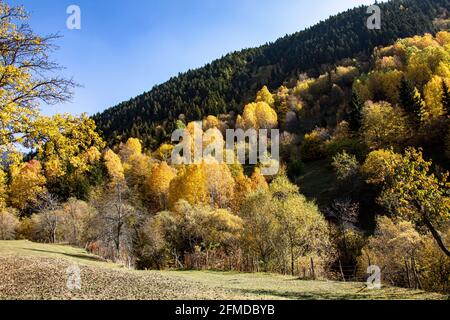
[358,216,450,293]
[0,209,19,240]
[137,200,244,270]
[361,101,410,149]
[332,151,360,181]
[300,128,330,161]
[361,149,401,185]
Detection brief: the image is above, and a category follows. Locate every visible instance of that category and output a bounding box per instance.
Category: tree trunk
[411,257,422,290]
[339,259,346,282]
[310,257,316,280]
[290,247,295,276]
[423,215,450,257]
[404,259,411,289]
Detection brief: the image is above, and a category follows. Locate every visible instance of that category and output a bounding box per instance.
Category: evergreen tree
[348,92,363,132]
[399,77,423,124]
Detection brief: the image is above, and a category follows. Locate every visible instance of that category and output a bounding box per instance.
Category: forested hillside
[1,0,449,297]
[93,0,450,149]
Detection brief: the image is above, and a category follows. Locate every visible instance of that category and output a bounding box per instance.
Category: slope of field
[0,241,446,300]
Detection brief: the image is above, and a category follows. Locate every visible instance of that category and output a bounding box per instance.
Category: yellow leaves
[203,159,235,208]
[361,216,422,270]
[241,101,278,130]
[167,160,238,209]
[119,138,142,163]
[169,164,209,208]
[44,157,65,180]
[255,86,275,107]
[361,101,410,149]
[423,76,449,120]
[84,146,102,165]
[250,167,268,191]
[203,115,220,131]
[436,31,450,46]
[362,149,401,185]
[9,160,46,211]
[367,70,403,103]
[104,150,125,184]
[0,208,19,240]
[29,113,105,178]
[118,138,153,188]
[355,33,450,112]
[146,162,176,199]
[153,144,174,162]
[406,44,450,87]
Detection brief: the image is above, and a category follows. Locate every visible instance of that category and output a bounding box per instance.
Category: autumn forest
[0,0,449,299]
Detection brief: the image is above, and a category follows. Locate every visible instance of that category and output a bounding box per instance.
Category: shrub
[0,208,19,240]
[332,151,360,181]
[300,128,330,161]
[361,101,410,149]
[361,149,401,185]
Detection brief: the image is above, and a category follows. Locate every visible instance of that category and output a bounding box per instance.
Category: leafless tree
[31,192,61,243]
[93,183,137,261]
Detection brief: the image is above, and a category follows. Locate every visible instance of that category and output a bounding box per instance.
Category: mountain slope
[93,0,450,149]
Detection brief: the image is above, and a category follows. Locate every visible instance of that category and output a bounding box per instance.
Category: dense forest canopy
[93,0,450,149]
[1,0,449,295]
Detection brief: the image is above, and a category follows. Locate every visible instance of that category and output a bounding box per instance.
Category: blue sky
[12,0,380,116]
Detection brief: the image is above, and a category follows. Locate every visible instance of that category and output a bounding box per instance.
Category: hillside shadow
[24,248,105,263]
[238,288,364,300]
[238,287,443,300]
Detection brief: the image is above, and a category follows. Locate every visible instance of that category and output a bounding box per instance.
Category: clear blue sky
[12,0,380,116]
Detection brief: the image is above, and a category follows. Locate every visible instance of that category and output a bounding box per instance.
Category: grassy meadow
[0,240,446,300]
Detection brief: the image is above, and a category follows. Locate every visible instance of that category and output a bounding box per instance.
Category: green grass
[0,240,447,300]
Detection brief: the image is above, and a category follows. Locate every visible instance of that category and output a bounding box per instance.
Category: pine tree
[348,92,363,132]
[441,79,450,117]
[399,77,423,124]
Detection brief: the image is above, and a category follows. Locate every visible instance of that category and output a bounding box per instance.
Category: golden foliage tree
[0,3,75,156]
[104,150,125,184]
[119,138,142,163]
[147,200,243,267]
[361,101,410,149]
[378,148,450,257]
[28,113,105,179]
[203,160,235,208]
[153,144,174,162]
[146,162,176,211]
[168,164,209,208]
[423,76,449,120]
[241,102,278,130]
[119,138,152,191]
[359,216,423,288]
[9,160,46,210]
[362,149,401,185]
[256,86,275,107]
